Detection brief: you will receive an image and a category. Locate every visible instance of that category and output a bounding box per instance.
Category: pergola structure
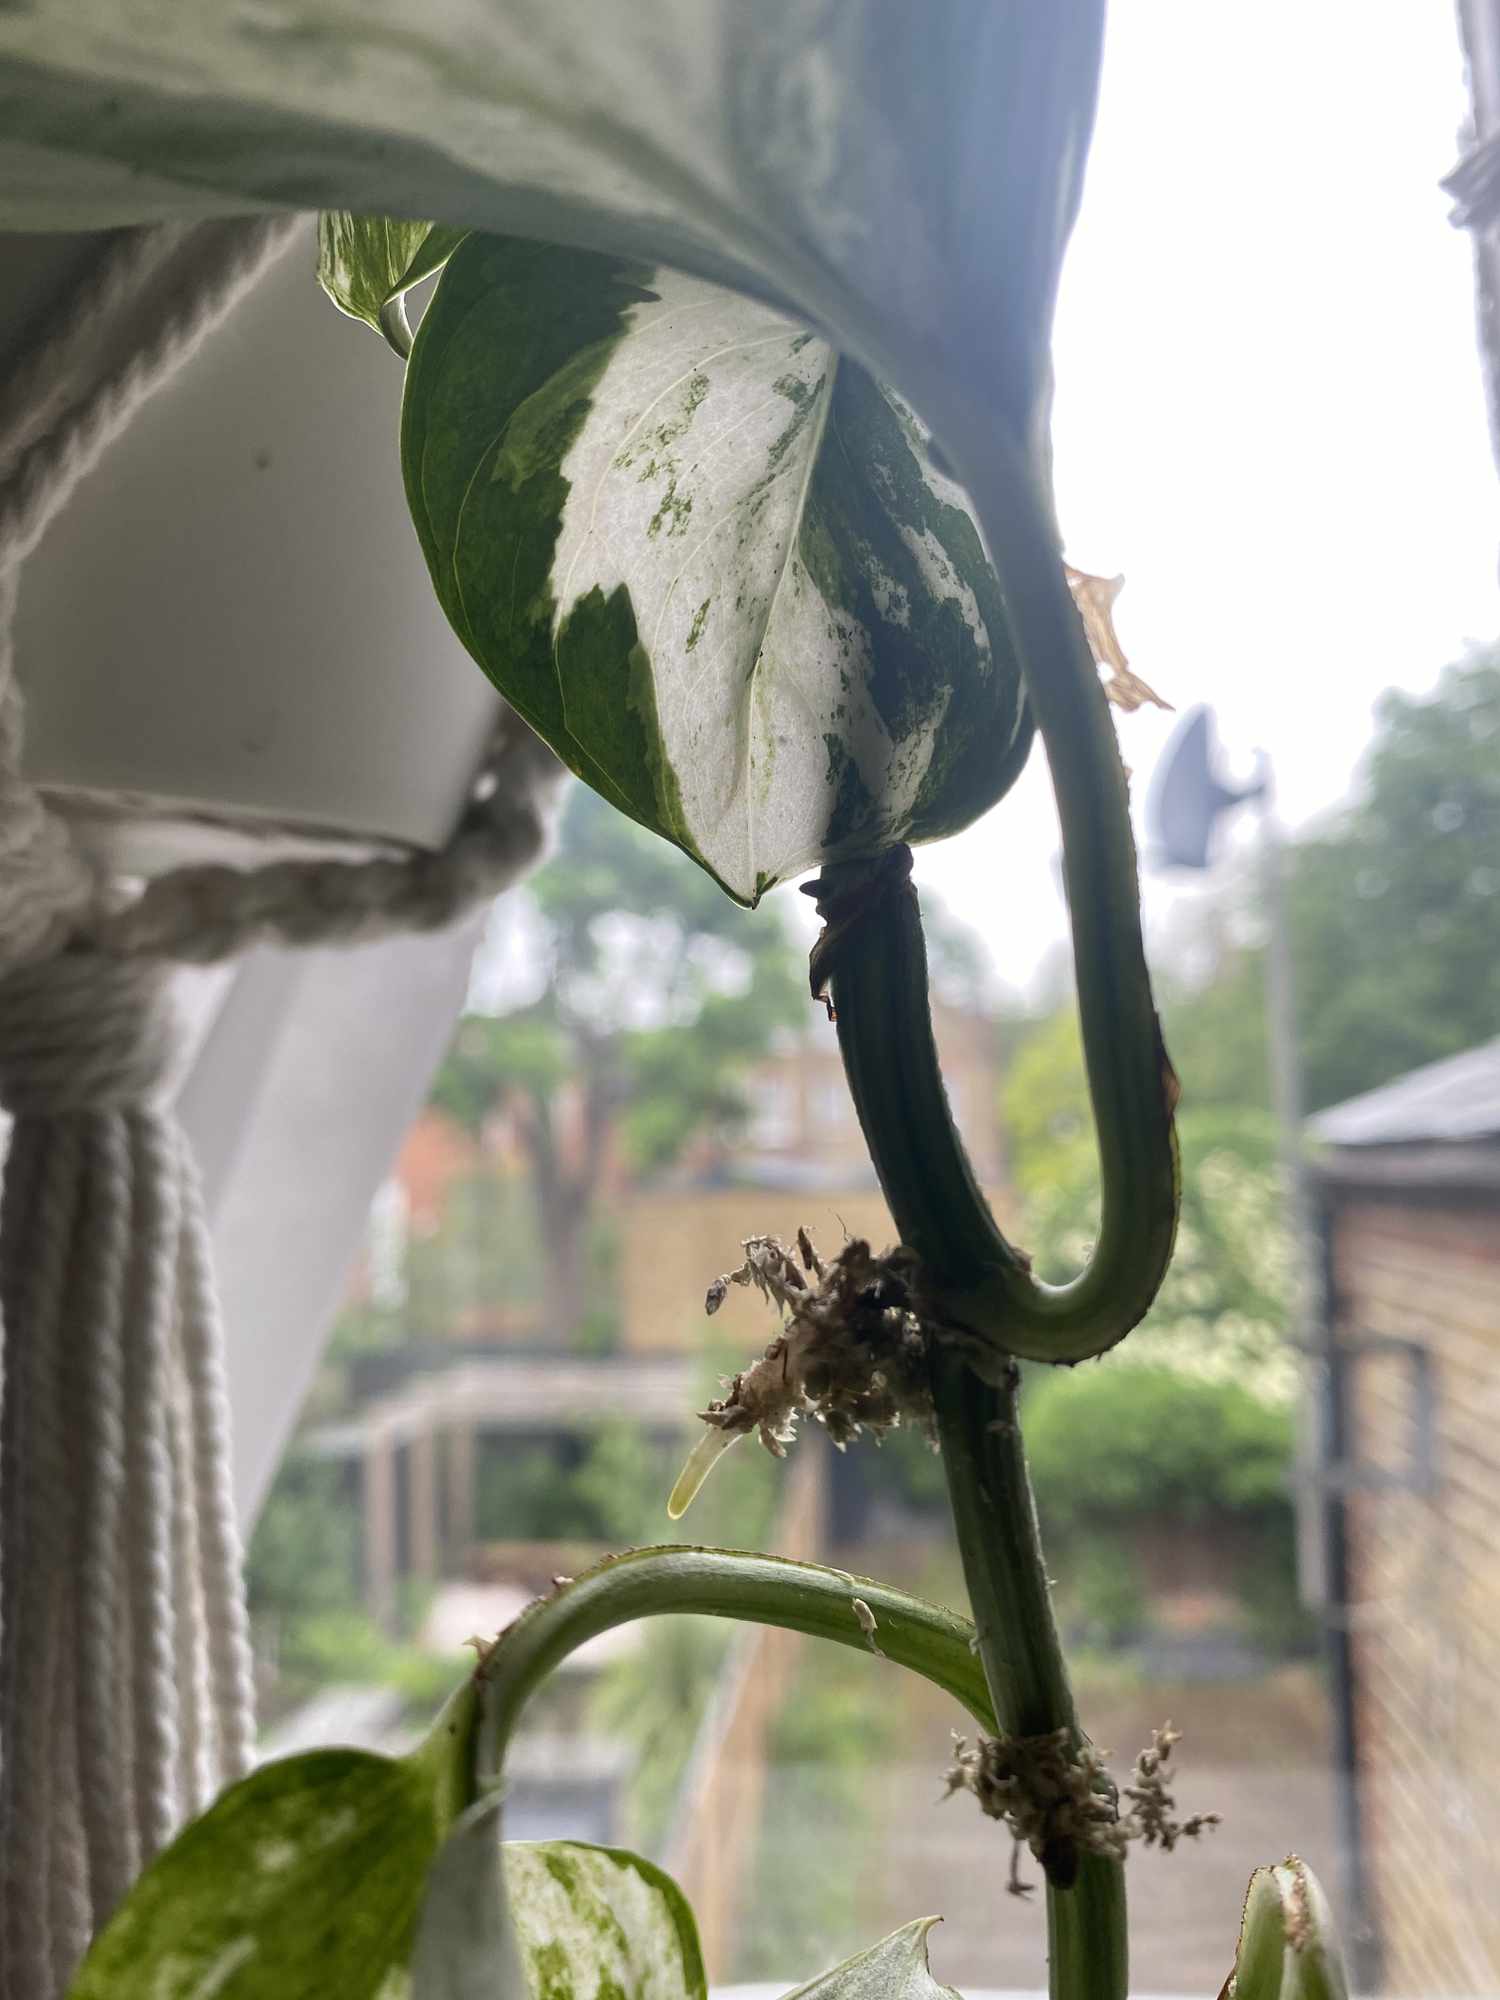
[303,1353,694,1626]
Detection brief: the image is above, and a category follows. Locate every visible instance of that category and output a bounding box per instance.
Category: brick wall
[1330,1187,1500,1995]
[619,1183,1017,1356]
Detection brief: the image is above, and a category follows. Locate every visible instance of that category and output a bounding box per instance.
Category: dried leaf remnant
[669,1230,934,1518]
[701,1232,932,1450]
[1065,565,1173,715]
[943,1720,1218,1889]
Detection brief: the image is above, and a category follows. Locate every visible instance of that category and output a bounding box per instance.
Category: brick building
[374,1000,1009,1356]
[1310,1038,1500,1995]
[619,1000,1011,1354]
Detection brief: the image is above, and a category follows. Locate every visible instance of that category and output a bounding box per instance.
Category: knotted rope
[0,955,249,1986]
[0,216,566,1997]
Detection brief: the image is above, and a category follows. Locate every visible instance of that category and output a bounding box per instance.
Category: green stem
[474,1544,995,1783]
[813,464,1177,1368]
[813,442,1164,2000]
[378,292,414,359]
[933,1353,1125,2000]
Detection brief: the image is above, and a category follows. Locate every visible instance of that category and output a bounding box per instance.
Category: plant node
[943,1728,1124,1883]
[698,1231,934,1455]
[942,1720,1219,1882]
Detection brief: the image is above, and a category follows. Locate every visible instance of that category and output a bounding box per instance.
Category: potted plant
[1,7,1350,1997]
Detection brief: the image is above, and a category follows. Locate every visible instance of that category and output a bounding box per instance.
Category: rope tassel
[0,211,567,2000]
[0,954,255,1996]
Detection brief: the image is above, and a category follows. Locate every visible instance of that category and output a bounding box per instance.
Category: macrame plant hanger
[0,216,564,1999]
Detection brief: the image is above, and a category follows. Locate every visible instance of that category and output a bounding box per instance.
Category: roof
[303,1352,693,1456]
[1309,1037,1500,1149]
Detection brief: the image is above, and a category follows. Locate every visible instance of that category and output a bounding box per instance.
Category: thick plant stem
[812,452,1177,1369]
[811,438,1164,1999]
[933,1352,1126,2000]
[474,1544,995,1783]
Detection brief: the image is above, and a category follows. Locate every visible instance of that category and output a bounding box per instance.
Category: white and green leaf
[411,1788,703,2000]
[0,2,1102,451]
[1225,1859,1350,2000]
[403,233,1032,902]
[318,214,469,354]
[411,1794,522,2000]
[780,1917,961,2000]
[504,1842,705,2000]
[66,1683,475,1998]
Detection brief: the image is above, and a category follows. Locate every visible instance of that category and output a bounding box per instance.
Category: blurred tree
[431,782,804,1343]
[917,885,997,1013]
[1001,1007,1290,1371]
[1283,652,1500,1108]
[1025,1360,1294,1529]
[1150,651,1500,1116]
[246,1458,361,1631]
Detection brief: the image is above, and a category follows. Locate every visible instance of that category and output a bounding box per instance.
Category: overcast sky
[902,1,1500,999]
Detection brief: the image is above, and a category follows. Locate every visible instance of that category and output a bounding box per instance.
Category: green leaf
[317,213,469,355]
[411,1798,704,2000]
[506,1842,706,2000]
[410,1795,522,2000]
[66,1683,478,2000]
[0,4,1101,444]
[402,233,1032,903]
[1226,1859,1350,2000]
[781,1917,960,2000]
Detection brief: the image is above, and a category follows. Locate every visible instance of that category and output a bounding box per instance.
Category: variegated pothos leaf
[65,1747,460,1998]
[403,234,1032,903]
[411,1788,704,2000]
[318,214,469,346]
[504,1842,705,2000]
[780,1917,961,2000]
[0,2,1101,451]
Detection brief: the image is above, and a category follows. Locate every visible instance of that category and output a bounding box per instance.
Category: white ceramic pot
[6,219,502,875]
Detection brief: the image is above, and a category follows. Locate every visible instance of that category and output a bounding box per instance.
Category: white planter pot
[6,219,502,875]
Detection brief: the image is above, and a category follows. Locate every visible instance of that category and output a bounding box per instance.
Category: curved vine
[472,1544,995,1782]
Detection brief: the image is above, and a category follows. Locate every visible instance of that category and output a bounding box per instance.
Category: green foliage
[404,233,1033,904]
[1024,1362,1304,1655]
[777,1919,962,2000]
[1154,652,1500,1117]
[9,6,1361,1992]
[475,1422,674,1548]
[267,1609,461,1713]
[502,1842,706,2000]
[590,1618,730,1849]
[427,782,805,1342]
[1000,1006,1094,1194]
[733,1638,898,1983]
[69,1685,477,1999]
[316,213,467,351]
[1158,954,1272,1118]
[1006,1074,1291,1374]
[407,1168,551,1338]
[442,776,807,1151]
[1285,654,1500,1109]
[432,1018,569,1136]
[1065,1543,1148,1651]
[1228,1859,1349,2000]
[1024,1361,1293,1533]
[246,1457,361,1631]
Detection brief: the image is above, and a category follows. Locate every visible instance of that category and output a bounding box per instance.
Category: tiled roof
[1309,1036,1500,1147]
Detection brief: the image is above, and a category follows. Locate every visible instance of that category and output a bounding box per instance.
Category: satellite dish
[1146,705,1266,871]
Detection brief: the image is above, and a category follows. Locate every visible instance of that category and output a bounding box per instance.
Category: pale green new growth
[317,214,468,355]
[1227,1860,1350,2000]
